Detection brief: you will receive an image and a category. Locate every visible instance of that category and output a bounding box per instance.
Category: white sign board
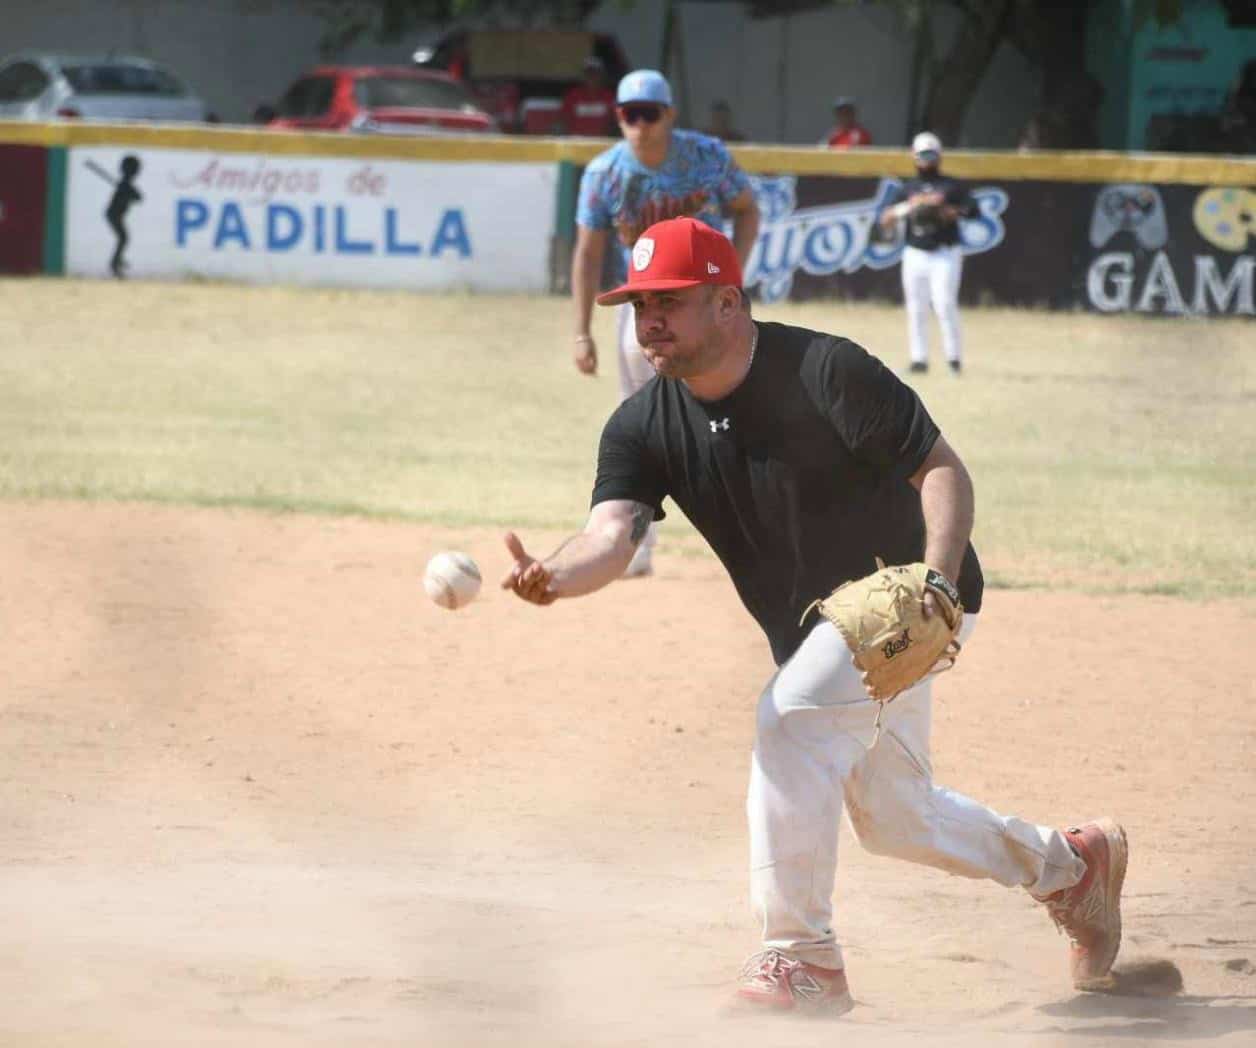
[66,147,556,291]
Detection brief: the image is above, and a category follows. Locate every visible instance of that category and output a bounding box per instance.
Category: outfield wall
[1,122,1252,315]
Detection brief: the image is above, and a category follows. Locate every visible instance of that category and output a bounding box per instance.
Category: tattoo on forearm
[629,502,653,546]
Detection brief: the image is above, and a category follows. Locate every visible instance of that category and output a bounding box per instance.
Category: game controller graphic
[1089,184,1168,250]
[1193,186,1256,252]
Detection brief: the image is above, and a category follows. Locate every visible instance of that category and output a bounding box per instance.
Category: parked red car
[412,29,629,133]
[267,66,497,135]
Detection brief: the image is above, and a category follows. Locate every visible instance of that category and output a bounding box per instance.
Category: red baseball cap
[596,216,743,306]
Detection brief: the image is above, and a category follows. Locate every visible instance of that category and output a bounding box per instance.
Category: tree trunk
[920,0,1013,145]
[1008,1,1105,148]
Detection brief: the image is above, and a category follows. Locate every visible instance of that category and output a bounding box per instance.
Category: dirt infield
[2,501,1254,1046]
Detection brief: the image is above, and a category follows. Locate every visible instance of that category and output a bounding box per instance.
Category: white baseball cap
[912,131,943,156]
[617,69,673,107]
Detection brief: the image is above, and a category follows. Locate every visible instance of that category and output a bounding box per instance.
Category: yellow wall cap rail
[2,121,1252,186]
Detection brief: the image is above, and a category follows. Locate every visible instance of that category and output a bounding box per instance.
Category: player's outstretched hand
[500,532,557,605]
[573,336,597,376]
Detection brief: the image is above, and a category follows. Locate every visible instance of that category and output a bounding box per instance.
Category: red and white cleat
[732,949,853,1015]
[1039,817,1129,990]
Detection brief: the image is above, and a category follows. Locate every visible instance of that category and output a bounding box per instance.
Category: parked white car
[0,53,208,122]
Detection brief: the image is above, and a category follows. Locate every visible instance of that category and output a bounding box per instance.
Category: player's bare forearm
[550,499,653,595]
[910,436,974,586]
[541,531,630,598]
[728,190,761,270]
[501,500,652,604]
[571,226,606,338]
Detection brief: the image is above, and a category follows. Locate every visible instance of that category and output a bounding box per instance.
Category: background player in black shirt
[879,132,979,374]
[502,217,1127,1016]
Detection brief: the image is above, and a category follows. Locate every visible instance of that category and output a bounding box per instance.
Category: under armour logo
[707,261,720,274]
[709,417,730,433]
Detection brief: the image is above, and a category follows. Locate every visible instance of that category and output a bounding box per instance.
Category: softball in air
[423,551,482,610]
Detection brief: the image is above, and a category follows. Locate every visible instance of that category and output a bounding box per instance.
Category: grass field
[1,277,1252,597]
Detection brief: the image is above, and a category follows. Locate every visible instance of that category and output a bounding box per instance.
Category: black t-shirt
[591,321,984,665]
[884,175,978,251]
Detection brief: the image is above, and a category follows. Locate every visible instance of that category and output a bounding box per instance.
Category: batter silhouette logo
[883,631,911,659]
[85,154,144,278]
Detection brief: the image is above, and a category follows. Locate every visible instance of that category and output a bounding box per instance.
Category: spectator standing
[703,99,747,142]
[571,69,760,577]
[560,56,617,137]
[824,96,872,148]
[878,132,979,374]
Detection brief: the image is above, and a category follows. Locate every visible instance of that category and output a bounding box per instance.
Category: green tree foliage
[314,0,599,54]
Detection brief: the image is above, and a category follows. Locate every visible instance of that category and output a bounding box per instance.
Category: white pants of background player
[902,244,964,368]
[748,617,1086,971]
[616,302,659,567]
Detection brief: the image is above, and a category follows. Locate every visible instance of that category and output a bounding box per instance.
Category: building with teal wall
[1089,0,1256,151]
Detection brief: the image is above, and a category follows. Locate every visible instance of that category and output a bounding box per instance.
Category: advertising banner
[740,173,1253,317]
[0,144,49,274]
[1081,183,1254,316]
[742,174,1014,305]
[65,147,557,291]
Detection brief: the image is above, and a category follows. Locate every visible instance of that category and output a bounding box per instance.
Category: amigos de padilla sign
[65,148,556,291]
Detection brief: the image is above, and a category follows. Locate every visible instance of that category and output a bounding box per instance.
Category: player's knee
[847,793,934,858]
[844,734,936,857]
[752,693,832,769]
[752,689,789,758]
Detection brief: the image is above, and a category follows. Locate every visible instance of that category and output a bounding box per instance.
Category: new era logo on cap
[595,217,743,307]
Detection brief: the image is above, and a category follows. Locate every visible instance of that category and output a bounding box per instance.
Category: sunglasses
[618,103,664,126]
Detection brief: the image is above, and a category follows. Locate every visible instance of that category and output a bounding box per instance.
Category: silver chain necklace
[747,323,759,373]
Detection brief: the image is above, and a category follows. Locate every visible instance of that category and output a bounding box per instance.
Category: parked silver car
[0,53,208,122]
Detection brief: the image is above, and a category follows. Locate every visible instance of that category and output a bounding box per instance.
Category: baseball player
[507,216,1127,1015]
[571,69,760,577]
[878,132,978,374]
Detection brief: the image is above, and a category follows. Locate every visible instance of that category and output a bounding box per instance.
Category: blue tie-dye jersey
[576,129,750,283]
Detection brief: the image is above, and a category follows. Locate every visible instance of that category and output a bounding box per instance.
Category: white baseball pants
[902,244,964,367]
[616,302,658,555]
[748,618,1086,971]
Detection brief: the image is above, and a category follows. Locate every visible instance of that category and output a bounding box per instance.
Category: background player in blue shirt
[571,70,760,576]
